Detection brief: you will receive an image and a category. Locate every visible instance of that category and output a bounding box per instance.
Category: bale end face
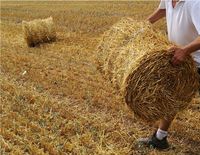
[123,50,199,123]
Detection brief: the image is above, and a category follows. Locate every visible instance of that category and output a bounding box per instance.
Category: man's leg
[159,118,173,131]
[155,117,174,140]
[138,117,175,150]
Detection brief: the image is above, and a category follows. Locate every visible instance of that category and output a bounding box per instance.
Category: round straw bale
[97,18,199,123]
[22,17,56,47]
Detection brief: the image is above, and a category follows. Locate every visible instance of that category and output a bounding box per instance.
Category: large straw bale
[22,17,56,47]
[97,18,199,122]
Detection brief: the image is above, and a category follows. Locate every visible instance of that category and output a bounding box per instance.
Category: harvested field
[1,1,200,155]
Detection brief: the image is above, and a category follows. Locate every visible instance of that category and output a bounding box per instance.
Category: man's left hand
[169,46,188,66]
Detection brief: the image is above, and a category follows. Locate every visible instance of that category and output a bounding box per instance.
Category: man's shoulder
[184,0,200,7]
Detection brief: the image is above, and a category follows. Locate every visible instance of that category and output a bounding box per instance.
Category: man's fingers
[172,56,176,65]
[168,46,177,52]
[172,56,180,66]
[168,47,175,51]
[173,59,178,65]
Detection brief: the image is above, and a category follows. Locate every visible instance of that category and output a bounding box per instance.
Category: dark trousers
[198,68,200,87]
[198,68,200,75]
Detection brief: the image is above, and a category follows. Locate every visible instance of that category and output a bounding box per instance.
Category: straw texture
[22,17,56,47]
[97,18,199,122]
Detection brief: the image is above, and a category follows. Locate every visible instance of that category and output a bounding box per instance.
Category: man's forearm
[184,36,200,55]
[147,9,166,24]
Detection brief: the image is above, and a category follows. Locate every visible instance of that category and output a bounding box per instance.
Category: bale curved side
[96,18,147,76]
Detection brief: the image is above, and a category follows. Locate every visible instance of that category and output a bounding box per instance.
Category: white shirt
[159,0,200,67]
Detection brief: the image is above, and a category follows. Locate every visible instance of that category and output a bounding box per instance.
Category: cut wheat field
[1,1,200,155]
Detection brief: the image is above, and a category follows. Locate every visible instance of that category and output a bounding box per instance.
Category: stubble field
[1,1,200,155]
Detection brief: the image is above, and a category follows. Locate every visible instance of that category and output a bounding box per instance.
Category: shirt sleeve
[191,1,200,35]
[159,0,166,9]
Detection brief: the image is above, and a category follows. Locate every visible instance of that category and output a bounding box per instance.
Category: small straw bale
[97,18,199,122]
[22,17,56,47]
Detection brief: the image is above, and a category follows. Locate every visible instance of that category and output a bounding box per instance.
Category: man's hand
[169,37,200,66]
[169,46,188,66]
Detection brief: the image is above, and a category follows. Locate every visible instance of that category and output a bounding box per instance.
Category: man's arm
[170,36,200,65]
[147,9,166,24]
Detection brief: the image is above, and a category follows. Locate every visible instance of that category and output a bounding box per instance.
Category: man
[139,0,200,150]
